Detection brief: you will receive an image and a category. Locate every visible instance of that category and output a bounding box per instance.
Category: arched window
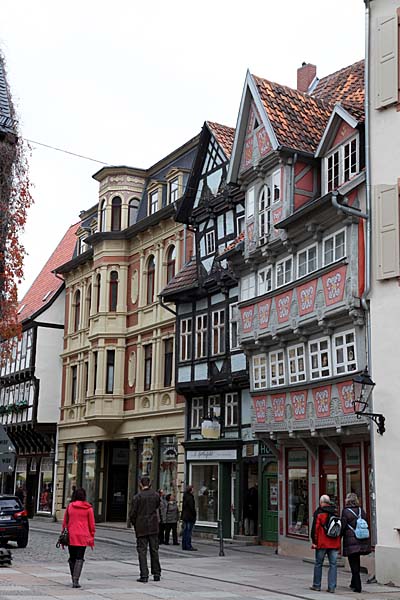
[128,198,139,227]
[109,271,119,312]
[74,290,81,332]
[96,273,101,313]
[87,284,92,320]
[99,199,106,232]
[111,196,122,231]
[146,256,155,304]
[166,246,176,283]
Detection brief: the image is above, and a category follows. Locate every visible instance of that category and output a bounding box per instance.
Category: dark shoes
[327,589,335,593]
[153,575,161,582]
[173,542,179,546]
[188,547,198,551]
[309,586,321,591]
[137,577,148,583]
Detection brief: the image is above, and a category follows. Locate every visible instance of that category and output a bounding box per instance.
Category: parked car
[0,495,29,548]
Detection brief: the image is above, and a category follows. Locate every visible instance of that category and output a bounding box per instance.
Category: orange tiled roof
[162,257,198,296]
[253,75,332,154]
[206,121,235,159]
[312,60,364,111]
[17,222,79,322]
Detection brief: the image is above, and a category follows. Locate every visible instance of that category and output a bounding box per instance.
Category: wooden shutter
[376,15,399,108]
[376,184,400,279]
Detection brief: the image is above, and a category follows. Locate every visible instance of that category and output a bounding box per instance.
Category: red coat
[311,507,341,550]
[62,501,95,548]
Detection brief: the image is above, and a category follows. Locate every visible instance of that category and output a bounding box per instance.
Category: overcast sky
[1,0,365,298]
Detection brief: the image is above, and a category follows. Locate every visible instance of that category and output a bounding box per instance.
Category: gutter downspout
[331,191,368,220]
[158,294,176,316]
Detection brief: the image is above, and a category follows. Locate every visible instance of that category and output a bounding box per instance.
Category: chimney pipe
[297,62,317,93]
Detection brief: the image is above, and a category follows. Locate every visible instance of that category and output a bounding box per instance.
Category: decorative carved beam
[319,436,341,459]
[299,438,317,461]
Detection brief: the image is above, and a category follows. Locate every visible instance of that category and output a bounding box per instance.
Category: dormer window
[149,190,159,215]
[325,135,359,193]
[169,177,179,204]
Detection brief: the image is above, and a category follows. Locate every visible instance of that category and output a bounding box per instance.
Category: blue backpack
[348,508,370,540]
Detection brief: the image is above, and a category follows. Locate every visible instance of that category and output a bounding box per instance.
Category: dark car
[0,495,29,548]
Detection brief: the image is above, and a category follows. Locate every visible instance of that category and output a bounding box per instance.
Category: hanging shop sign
[187,449,237,461]
[201,419,221,439]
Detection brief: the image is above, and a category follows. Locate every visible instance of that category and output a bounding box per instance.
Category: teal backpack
[348,508,370,540]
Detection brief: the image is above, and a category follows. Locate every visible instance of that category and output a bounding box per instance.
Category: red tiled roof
[18,222,79,322]
[312,60,364,111]
[252,75,332,154]
[161,257,198,296]
[206,121,235,159]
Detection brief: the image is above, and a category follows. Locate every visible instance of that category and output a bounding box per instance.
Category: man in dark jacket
[181,484,197,551]
[310,494,341,593]
[129,477,161,583]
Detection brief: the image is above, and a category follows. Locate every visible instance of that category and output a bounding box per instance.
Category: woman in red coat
[62,488,95,588]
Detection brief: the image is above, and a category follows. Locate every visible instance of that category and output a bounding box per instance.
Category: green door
[261,462,278,542]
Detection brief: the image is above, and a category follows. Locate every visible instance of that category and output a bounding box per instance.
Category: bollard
[218,519,225,557]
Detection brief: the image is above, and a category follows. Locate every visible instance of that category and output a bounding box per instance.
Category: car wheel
[17,535,28,548]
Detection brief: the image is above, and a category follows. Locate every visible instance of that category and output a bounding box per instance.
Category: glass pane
[159,436,178,496]
[191,464,219,523]
[82,443,96,504]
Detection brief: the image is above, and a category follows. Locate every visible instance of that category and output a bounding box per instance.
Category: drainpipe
[183,224,187,264]
[158,294,176,316]
[331,191,368,220]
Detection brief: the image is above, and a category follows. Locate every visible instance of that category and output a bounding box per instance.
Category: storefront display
[63,444,78,506]
[344,445,362,501]
[287,449,309,537]
[82,443,96,504]
[159,436,177,495]
[38,457,53,513]
[137,438,154,487]
[14,457,27,504]
[190,463,219,524]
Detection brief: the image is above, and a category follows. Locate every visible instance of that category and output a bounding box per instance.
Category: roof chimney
[297,62,317,93]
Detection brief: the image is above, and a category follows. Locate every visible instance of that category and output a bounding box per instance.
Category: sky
[1,0,365,298]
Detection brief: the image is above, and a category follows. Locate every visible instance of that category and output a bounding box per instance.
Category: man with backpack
[310,494,342,593]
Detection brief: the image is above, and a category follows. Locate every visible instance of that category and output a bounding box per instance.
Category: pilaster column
[117,265,128,312]
[97,347,106,395]
[93,441,102,521]
[139,250,145,307]
[136,340,144,392]
[126,438,137,526]
[99,266,108,312]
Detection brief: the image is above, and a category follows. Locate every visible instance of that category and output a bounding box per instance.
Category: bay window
[309,337,331,379]
[269,350,285,386]
[333,330,357,374]
[252,354,267,389]
[276,257,292,288]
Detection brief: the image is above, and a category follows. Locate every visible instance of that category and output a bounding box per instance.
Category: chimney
[297,62,317,93]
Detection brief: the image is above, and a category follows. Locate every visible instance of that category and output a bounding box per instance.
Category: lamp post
[352,368,385,435]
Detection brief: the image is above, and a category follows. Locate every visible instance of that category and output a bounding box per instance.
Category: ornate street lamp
[352,368,385,435]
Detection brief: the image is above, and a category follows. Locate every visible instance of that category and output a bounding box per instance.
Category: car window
[0,499,20,510]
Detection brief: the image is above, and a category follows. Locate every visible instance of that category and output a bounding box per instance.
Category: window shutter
[376,184,400,279]
[376,15,398,108]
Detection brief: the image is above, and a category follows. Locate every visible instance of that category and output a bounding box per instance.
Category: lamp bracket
[354,410,385,435]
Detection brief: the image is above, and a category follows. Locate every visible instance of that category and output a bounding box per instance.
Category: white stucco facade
[368,0,400,585]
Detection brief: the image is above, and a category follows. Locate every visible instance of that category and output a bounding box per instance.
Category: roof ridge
[316,59,364,85]
[206,120,235,132]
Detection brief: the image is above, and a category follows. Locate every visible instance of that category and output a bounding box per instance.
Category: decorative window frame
[333,329,357,375]
[323,227,346,266]
[205,230,216,255]
[288,343,306,384]
[225,392,239,427]
[191,397,204,429]
[211,309,225,356]
[269,349,286,387]
[276,256,293,288]
[148,182,162,215]
[195,313,208,359]
[309,336,331,380]
[258,184,271,245]
[252,353,267,390]
[180,318,192,362]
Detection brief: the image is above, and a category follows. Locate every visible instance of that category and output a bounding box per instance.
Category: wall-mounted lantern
[352,368,385,435]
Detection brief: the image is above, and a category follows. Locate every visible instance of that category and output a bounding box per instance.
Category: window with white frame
[333,330,357,374]
[191,397,203,428]
[207,395,220,417]
[297,244,317,278]
[258,266,272,295]
[252,354,267,389]
[206,230,216,255]
[180,318,192,361]
[272,169,281,203]
[276,257,293,288]
[149,190,159,215]
[229,304,240,350]
[246,186,255,218]
[269,350,285,386]
[288,344,306,383]
[195,314,208,359]
[212,309,225,355]
[169,177,179,204]
[323,229,346,266]
[241,273,256,301]
[326,135,359,192]
[309,337,331,379]
[225,392,238,427]
[258,184,271,244]
[237,214,245,235]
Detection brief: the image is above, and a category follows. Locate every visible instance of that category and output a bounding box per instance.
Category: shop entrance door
[261,461,278,542]
[106,444,129,522]
[319,448,339,509]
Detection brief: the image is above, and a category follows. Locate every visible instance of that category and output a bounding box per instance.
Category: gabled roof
[312,60,364,112]
[0,54,16,136]
[161,257,198,297]
[252,75,332,155]
[315,104,360,157]
[206,121,235,159]
[18,223,80,323]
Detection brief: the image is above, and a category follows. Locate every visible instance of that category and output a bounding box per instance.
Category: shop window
[38,458,53,513]
[319,448,339,509]
[159,436,178,495]
[163,339,173,387]
[344,445,362,503]
[195,314,208,359]
[146,255,155,304]
[137,438,154,488]
[287,449,309,537]
[63,444,78,507]
[225,392,238,427]
[191,397,203,429]
[14,458,27,505]
[333,330,357,374]
[190,463,219,524]
[82,443,96,505]
[180,318,192,361]
[106,350,115,394]
[144,345,152,391]
[166,246,176,283]
[109,271,118,312]
[288,344,306,383]
[269,350,285,386]
[111,196,121,231]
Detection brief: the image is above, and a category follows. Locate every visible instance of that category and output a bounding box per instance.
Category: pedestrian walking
[310,494,341,593]
[62,487,95,589]
[158,489,167,545]
[243,483,258,536]
[129,476,162,583]
[341,493,371,593]
[181,484,197,551]
[164,493,179,545]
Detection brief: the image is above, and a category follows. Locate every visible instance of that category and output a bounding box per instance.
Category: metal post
[218,519,225,557]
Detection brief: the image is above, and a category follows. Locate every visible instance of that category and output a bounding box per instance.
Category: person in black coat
[181,485,197,551]
[341,492,371,593]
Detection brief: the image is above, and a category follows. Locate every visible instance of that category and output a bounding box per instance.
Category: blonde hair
[345,493,360,507]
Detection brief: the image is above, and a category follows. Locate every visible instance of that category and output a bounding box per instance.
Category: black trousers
[348,553,362,592]
[137,534,161,579]
[68,546,86,561]
[164,523,178,544]
[159,523,165,544]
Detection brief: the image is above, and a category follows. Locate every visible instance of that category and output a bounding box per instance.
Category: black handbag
[56,528,69,548]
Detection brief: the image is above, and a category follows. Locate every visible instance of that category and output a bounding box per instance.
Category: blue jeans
[182,521,195,550]
[313,548,338,591]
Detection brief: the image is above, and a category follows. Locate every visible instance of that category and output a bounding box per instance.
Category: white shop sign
[186,449,237,461]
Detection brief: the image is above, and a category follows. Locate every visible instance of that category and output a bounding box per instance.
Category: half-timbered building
[226,61,372,558]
